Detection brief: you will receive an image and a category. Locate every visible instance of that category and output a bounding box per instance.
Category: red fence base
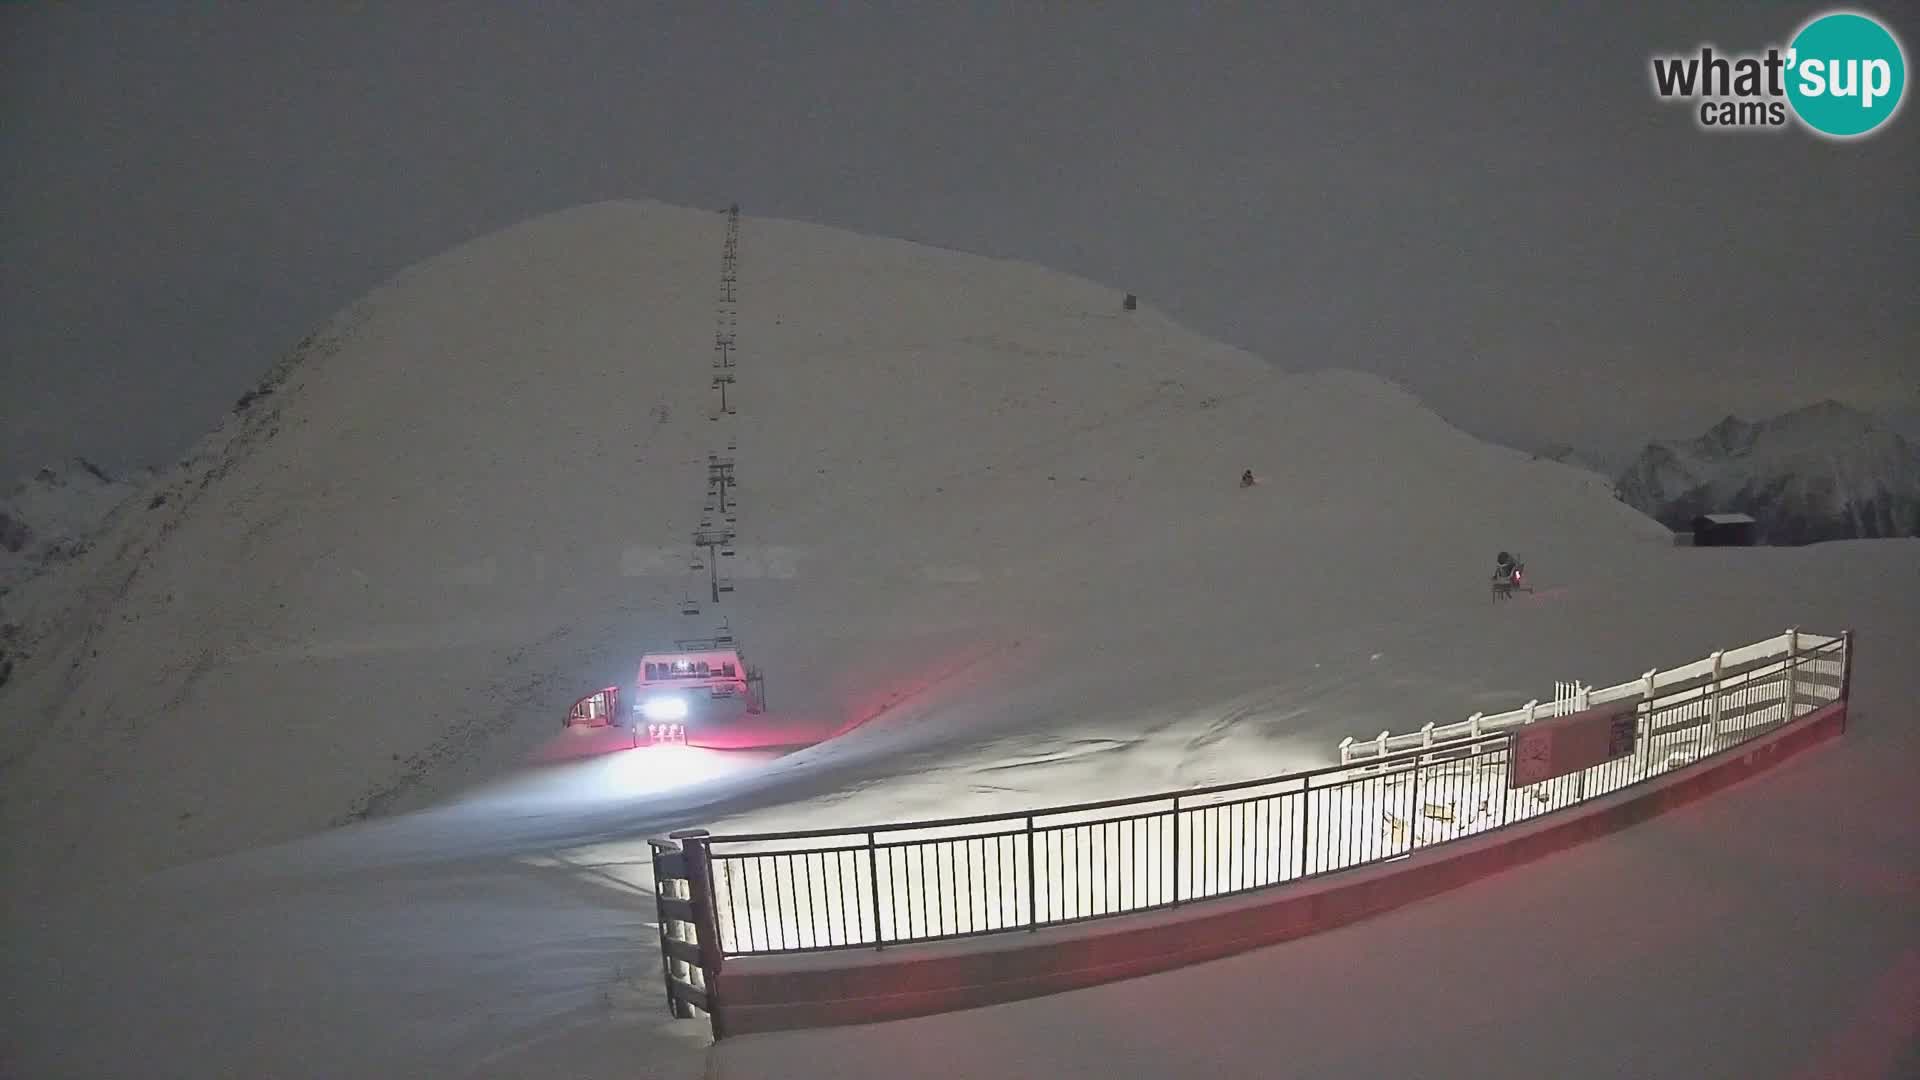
[714,699,1848,1036]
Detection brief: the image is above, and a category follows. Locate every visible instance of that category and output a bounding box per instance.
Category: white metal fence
[680,629,1848,956]
[1339,628,1837,765]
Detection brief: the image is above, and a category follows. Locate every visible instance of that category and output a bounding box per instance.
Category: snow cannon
[1490,552,1532,602]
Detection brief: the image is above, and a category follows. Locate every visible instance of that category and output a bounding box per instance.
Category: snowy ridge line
[1337,628,1837,764]
[647,633,1848,972]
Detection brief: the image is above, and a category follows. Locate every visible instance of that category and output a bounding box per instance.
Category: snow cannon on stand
[1491,551,1532,602]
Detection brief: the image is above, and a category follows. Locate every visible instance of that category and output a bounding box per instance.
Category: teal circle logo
[1786,11,1907,138]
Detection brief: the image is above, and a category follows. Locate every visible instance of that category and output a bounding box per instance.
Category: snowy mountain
[3,198,1916,1079]
[0,458,153,684]
[1614,401,1920,544]
[0,198,1677,903]
[0,458,145,586]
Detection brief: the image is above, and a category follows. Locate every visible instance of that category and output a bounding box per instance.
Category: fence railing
[652,629,1849,976]
[1338,628,1834,765]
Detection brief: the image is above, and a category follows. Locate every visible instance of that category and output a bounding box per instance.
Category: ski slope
[711,585,1920,1080]
[0,198,1670,904]
[3,200,1913,1077]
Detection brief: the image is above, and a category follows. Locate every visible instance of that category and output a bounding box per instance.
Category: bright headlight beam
[641,696,688,721]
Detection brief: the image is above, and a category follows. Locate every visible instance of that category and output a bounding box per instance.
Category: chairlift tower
[693,526,736,602]
[707,455,736,512]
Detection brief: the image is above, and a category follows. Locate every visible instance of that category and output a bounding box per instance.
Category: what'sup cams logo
[1651,9,1906,138]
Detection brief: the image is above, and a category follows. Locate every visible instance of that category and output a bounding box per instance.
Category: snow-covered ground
[2,200,1914,1078]
[709,600,1920,1080]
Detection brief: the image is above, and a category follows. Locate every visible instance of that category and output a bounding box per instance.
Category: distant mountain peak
[1614,400,1920,544]
[1699,414,1755,456]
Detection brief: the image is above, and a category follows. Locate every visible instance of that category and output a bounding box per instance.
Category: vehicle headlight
[641,696,688,721]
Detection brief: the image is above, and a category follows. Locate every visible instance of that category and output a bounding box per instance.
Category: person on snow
[1240,469,1256,488]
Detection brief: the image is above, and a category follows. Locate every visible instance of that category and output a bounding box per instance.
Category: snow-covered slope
[0,199,1674,904]
[1615,401,1920,544]
[710,562,1920,1080]
[2,199,1913,1079]
[7,543,1911,1080]
[1531,441,1610,475]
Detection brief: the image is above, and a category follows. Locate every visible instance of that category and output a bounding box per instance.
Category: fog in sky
[5,4,1916,480]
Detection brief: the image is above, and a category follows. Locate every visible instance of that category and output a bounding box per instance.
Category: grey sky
[5,3,1916,480]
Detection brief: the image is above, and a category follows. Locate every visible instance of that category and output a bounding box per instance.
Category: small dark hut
[1691,512,1758,547]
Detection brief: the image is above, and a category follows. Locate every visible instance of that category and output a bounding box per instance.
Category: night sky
[5,3,1916,479]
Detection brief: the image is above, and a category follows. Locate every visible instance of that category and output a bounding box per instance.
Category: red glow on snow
[1792,946,1920,1080]
[825,641,1015,740]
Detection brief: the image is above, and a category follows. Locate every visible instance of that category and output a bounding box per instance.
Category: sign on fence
[1508,702,1639,788]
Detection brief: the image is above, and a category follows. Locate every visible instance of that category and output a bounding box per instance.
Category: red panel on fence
[1508,702,1639,788]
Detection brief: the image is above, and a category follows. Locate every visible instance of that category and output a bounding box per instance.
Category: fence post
[664,828,726,1038]
[1408,749,1424,851]
[1500,734,1515,824]
[1783,626,1799,720]
[1338,736,1354,765]
[1025,818,1038,929]
[1421,722,1435,748]
[1839,629,1855,701]
[649,838,694,1020]
[1170,796,1182,905]
[1636,669,1657,769]
[1468,712,1483,738]
[1374,730,1389,760]
[1838,629,1855,731]
[1707,649,1725,743]
[1524,699,1538,724]
[868,830,885,947]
